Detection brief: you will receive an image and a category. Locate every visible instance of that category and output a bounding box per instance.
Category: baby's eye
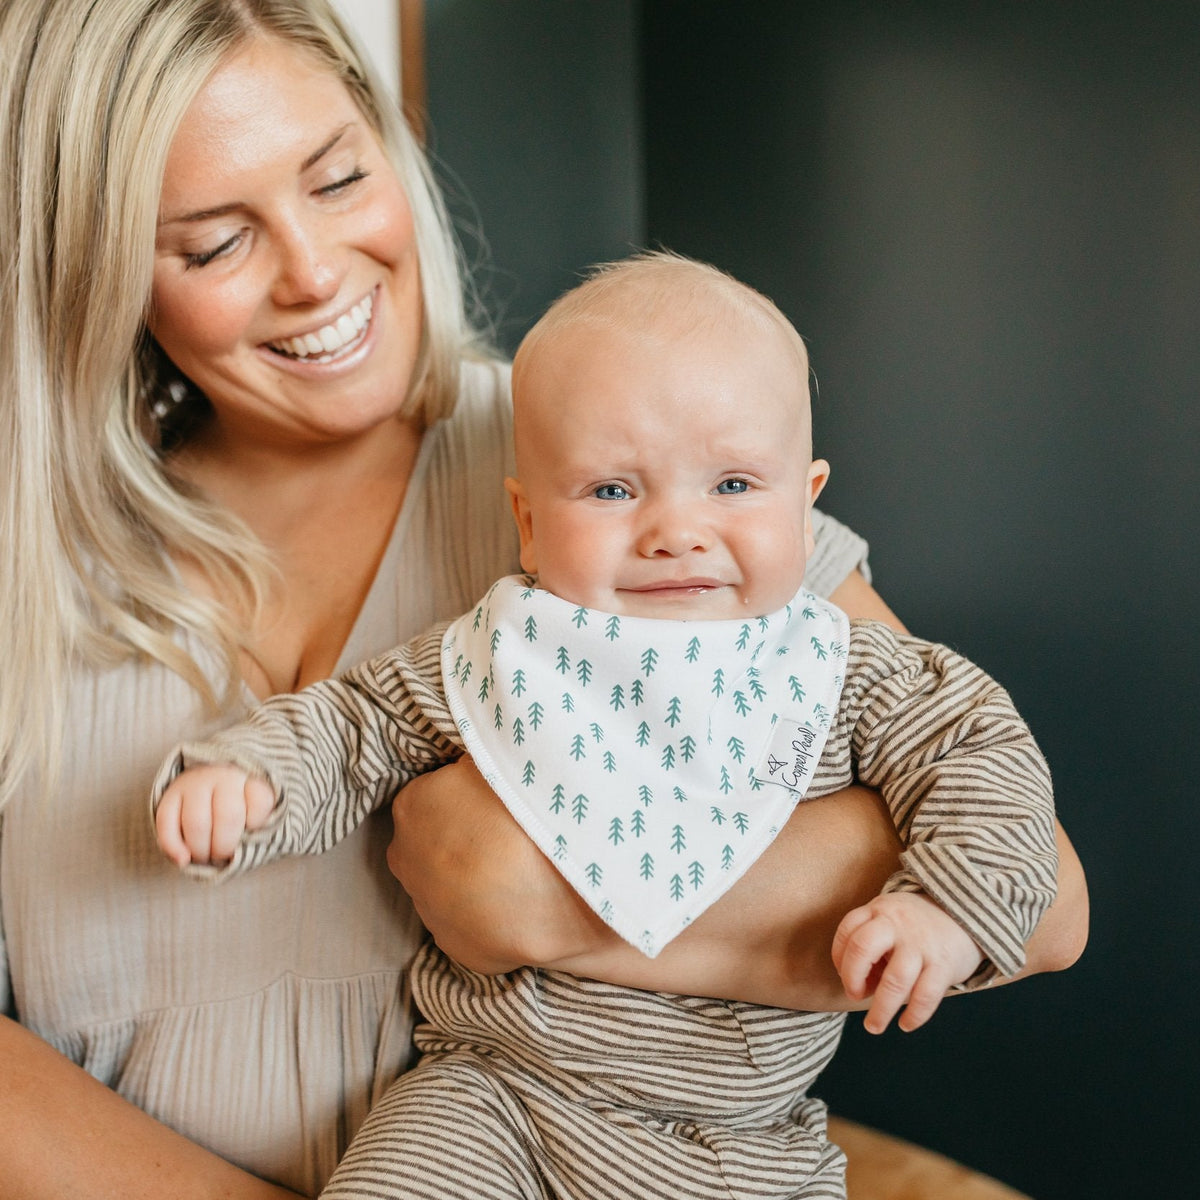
[715,478,750,495]
[593,483,630,501]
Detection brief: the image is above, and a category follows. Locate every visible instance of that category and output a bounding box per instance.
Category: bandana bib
[442,576,848,957]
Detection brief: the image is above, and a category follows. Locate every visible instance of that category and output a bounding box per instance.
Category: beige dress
[0,360,870,1197]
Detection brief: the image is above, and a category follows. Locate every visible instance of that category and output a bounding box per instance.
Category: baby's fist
[155,764,276,867]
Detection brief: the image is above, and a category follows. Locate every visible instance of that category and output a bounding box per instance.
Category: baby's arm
[830,620,1059,1030]
[150,623,462,876]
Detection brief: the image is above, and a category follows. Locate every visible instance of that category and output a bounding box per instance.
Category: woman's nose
[270,216,343,307]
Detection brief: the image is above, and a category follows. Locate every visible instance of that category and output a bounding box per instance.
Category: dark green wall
[426,3,1199,1195]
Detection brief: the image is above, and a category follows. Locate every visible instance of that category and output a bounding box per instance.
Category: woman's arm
[391,571,1088,1007]
[0,1017,301,1200]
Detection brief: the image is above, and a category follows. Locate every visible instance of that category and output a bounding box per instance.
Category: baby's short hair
[514,250,809,382]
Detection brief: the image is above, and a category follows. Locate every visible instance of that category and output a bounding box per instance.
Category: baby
[154,252,1057,1199]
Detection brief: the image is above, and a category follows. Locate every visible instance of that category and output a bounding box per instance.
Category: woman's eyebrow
[301,124,352,172]
[159,125,357,226]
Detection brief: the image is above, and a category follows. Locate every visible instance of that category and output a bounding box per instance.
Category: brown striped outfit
[155,617,1057,1199]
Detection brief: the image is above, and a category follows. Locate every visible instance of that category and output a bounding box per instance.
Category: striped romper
[155,610,1057,1199]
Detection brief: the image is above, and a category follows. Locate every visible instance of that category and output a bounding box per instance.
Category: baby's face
[507,312,827,620]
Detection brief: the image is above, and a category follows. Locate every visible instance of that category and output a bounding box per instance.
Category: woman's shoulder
[804,508,872,600]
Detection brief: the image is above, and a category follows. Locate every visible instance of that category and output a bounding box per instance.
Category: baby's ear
[804,459,831,556]
[504,477,538,575]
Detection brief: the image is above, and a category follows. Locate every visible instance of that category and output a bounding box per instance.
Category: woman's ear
[504,477,538,575]
[804,459,831,557]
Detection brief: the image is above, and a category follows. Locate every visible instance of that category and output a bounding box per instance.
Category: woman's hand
[389,756,613,972]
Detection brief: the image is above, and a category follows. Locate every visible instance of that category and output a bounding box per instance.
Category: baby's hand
[831,892,984,1034]
[155,765,277,868]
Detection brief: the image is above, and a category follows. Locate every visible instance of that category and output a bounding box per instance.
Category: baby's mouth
[266,291,374,361]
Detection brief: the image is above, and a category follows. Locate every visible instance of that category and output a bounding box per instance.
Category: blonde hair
[0,0,482,808]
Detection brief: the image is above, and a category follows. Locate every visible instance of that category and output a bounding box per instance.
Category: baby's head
[506,252,828,620]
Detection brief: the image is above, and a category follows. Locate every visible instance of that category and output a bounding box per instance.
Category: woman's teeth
[270,293,373,360]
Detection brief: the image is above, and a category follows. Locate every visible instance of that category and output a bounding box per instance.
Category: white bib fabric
[442,576,849,957]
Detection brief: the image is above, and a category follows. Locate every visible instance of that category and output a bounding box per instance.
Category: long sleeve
[150,624,463,878]
[831,620,1058,980]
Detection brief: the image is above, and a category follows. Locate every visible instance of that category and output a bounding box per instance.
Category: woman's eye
[594,484,630,501]
[184,235,241,269]
[715,478,750,495]
[318,168,369,196]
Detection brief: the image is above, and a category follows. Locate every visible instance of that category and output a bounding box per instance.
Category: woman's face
[151,36,422,449]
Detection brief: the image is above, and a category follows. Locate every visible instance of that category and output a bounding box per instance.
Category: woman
[0,2,1087,1197]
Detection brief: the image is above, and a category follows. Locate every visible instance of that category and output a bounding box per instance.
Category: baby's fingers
[863,946,923,1035]
[155,786,192,867]
[833,908,895,1000]
[896,964,952,1033]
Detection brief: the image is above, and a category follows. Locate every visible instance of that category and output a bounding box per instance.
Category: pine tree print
[630,679,645,706]
[572,606,589,628]
[671,824,686,853]
[524,615,537,642]
[733,811,749,833]
[736,624,751,650]
[603,750,617,773]
[600,900,614,922]
[727,735,746,763]
[670,875,684,900]
[490,628,502,654]
[577,658,592,687]
[722,844,735,869]
[631,809,647,837]
[636,721,651,747]
[831,640,846,659]
[521,760,535,786]
[749,674,767,702]
[589,722,604,743]
[719,765,734,794]
[608,817,624,845]
[712,668,725,697]
[477,675,490,702]
[492,703,503,730]
[553,834,567,861]
[572,794,589,823]
[585,861,602,886]
[472,606,484,631]
[452,652,464,680]
[511,667,526,696]
[556,646,571,674]
[679,734,697,762]
[550,784,566,813]
[789,676,806,702]
[605,615,621,641]
[733,690,751,716]
[689,861,704,889]
[461,661,473,686]
[570,734,586,761]
[637,784,653,807]
[758,616,770,631]
[640,647,659,676]
[665,696,683,727]
[660,743,676,771]
[528,700,544,729]
[562,692,574,713]
[710,806,726,824]
[813,702,828,726]
[610,683,625,711]
[673,786,687,804]
[512,716,525,746]
[811,636,827,660]
[802,604,817,620]
[640,853,654,879]
[685,636,701,662]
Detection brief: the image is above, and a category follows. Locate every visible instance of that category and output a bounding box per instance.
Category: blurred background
[352,2,1200,1195]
